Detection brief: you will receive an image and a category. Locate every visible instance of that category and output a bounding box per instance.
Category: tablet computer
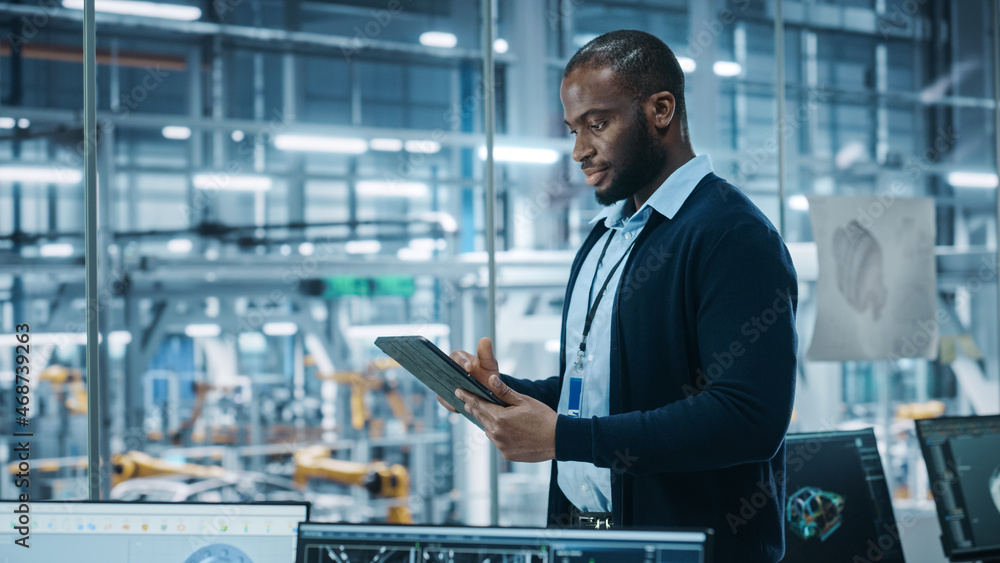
[374,335,508,429]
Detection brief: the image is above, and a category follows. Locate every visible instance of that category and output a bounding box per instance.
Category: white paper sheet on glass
[807,196,937,361]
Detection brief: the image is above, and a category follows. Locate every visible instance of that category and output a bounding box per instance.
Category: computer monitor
[295,523,712,562]
[916,414,1000,561]
[782,428,905,563]
[0,500,308,562]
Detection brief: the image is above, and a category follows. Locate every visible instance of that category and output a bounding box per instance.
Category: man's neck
[632,145,697,211]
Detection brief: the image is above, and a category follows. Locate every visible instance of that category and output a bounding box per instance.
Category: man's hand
[456,373,558,463]
[436,337,500,413]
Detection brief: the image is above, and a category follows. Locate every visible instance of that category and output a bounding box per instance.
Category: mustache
[581,160,610,171]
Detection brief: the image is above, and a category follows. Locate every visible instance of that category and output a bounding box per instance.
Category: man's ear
[650,91,676,130]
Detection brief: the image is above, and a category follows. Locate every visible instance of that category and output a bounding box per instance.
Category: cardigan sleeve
[555,221,798,473]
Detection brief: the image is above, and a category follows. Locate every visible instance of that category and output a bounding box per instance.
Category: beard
[594,106,670,207]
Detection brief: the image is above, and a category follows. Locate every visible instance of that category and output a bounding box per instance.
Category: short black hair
[564,30,688,138]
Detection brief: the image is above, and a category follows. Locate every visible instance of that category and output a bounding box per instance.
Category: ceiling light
[0,117,15,129]
[397,247,433,261]
[109,331,132,345]
[479,146,560,164]
[184,324,220,338]
[299,242,315,256]
[16,118,30,129]
[493,38,509,54]
[404,140,441,154]
[545,339,561,353]
[0,333,87,346]
[419,32,457,48]
[231,130,245,142]
[274,134,367,154]
[345,323,449,340]
[788,195,810,211]
[0,166,83,184]
[947,171,998,189]
[263,322,298,336]
[421,211,458,232]
[409,238,445,251]
[345,240,382,254]
[713,61,742,77]
[370,138,404,152]
[193,173,272,192]
[677,57,696,73]
[162,126,191,140]
[167,238,193,253]
[280,244,292,256]
[63,0,202,21]
[356,181,429,198]
[39,243,74,257]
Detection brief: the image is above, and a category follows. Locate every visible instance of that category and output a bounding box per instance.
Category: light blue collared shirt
[557,154,714,512]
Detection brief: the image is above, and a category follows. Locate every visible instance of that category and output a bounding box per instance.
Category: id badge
[567,376,583,418]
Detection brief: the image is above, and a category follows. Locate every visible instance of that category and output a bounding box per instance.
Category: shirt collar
[589,154,714,227]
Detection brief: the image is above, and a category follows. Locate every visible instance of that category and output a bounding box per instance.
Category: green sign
[324,275,415,297]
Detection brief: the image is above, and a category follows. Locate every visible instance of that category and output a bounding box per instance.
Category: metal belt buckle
[578,515,612,529]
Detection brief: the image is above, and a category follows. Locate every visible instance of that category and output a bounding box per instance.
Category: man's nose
[572,135,594,163]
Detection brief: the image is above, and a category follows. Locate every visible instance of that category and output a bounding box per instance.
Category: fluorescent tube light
[788,195,810,211]
[40,243,74,257]
[299,242,315,256]
[109,331,133,345]
[193,173,272,192]
[478,146,561,164]
[0,117,15,129]
[947,171,998,189]
[263,322,298,336]
[184,324,220,338]
[345,240,382,254]
[0,166,83,184]
[397,247,433,261]
[167,239,193,253]
[162,126,191,140]
[63,0,202,21]
[404,140,441,154]
[421,211,458,232]
[419,32,457,48]
[677,57,696,73]
[274,134,367,154]
[409,238,445,251]
[713,61,742,77]
[370,138,404,152]
[356,181,429,198]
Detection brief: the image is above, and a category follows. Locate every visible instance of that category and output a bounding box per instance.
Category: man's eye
[569,129,578,136]
[591,122,605,130]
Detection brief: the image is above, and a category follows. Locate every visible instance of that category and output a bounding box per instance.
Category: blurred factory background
[0,0,998,560]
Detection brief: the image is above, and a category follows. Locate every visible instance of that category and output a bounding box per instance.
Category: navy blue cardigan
[501,173,798,562]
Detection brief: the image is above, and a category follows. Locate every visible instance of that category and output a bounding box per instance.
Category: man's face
[561,66,669,206]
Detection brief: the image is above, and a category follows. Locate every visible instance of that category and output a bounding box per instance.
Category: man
[443,30,797,562]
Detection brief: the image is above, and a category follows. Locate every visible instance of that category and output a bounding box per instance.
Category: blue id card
[567,376,583,418]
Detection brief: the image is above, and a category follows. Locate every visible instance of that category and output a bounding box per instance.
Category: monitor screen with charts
[782,428,905,563]
[0,500,308,563]
[295,523,712,563]
[916,414,1000,561]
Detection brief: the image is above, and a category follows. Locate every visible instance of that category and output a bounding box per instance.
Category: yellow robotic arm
[292,445,411,523]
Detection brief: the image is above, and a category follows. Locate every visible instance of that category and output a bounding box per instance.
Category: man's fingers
[488,374,518,403]
[477,337,500,372]
[450,349,475,369]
